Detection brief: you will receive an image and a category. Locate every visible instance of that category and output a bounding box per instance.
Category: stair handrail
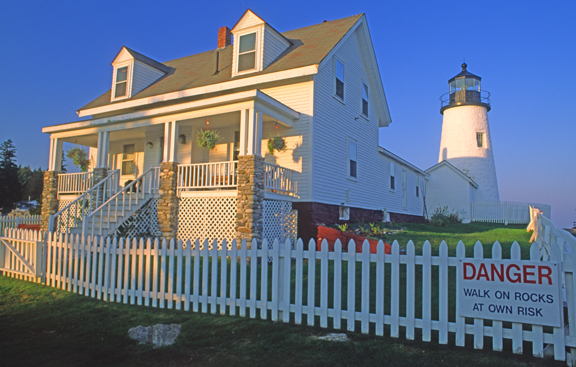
[82,167,160,237]
[48,170,120,234]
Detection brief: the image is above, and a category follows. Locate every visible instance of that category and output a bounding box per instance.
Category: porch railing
[58,171,95,194]
[49,170,120,234]
[82,167,160,237]
[177,161,238,193]
[264,163,295,195]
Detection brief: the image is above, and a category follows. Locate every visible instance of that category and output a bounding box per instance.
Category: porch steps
[70,193,157,237]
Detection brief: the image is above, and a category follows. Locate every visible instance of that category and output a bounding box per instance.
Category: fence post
[277,239,285,321]
[504,202,508,225]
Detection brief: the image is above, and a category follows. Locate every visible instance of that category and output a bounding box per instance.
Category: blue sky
[1,0,574,227]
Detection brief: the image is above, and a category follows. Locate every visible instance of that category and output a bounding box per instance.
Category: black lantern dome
[440,63,490,114]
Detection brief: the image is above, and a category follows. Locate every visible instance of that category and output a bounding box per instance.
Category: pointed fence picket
[3,227,576,365]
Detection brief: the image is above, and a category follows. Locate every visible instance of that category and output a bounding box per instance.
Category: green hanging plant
[196,129,221,150]
[267,134,287,155]
[65,147,90,172]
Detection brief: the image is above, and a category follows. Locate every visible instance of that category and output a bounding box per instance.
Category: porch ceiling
[44,90,300,138]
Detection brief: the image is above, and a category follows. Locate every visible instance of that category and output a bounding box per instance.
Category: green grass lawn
[0,223,567,367]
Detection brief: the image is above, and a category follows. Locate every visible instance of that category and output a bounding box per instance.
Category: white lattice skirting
[113,199,160,239]
[177,195,237,249]
[263,199,297,248]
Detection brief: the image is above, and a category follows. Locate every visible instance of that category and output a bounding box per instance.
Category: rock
[128,324,181,348]
[312,333,350,342]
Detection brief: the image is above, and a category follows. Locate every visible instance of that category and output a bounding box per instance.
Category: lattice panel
[177,195,237,250]
[113,199,160,239]
[263,199,297,249]
[55,198,90,234]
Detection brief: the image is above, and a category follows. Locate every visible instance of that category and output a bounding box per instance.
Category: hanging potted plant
[196,129,221,150]
[65,147,90,172]
[267,134,287,155]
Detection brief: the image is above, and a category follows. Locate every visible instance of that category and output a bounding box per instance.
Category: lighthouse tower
[438,63,499,202]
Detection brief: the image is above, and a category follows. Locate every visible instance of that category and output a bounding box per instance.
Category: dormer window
[114,66,128,98]
[238,33,257,72]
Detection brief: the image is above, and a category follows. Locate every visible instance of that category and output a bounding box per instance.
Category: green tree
[19,165,44,202]
[0,139,22,212]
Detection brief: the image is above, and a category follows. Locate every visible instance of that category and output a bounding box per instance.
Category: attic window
[361,83,369,116]
[335,60,344,100]
[115,66,128,98]
[238,33,256,72]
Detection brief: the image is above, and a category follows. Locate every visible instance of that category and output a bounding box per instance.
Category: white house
[40,10,427,244]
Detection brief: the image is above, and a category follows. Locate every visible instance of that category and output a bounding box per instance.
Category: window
[476,132,485,148]
[335,59,344,100]
[339,206,350,220]
[348,140,357,178]
[233,131,240,160]
[389,162,395,190]
[361,83,369,116]
[238,33,256,72]
[121,144,135,175]
[115,66,128,98]
[416,185,419,197]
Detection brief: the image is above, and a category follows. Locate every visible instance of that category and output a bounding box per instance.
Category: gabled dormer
[110,47,171,102]
[230,10,292,77]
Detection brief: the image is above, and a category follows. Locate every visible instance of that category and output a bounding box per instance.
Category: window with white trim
[389,162,395,190]
[339,206,350,220]
[238,33,257,72]
[114,66,128,98]
[121,144,135,176]
[348,139,357,178]
[335,59,344,100]
[361,82,369,117]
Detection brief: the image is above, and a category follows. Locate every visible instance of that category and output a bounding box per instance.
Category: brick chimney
[218,27,231,48]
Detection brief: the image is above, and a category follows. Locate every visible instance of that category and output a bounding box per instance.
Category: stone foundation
[157,162,179,240]
[389,212,426,224]
[40,171,59,232]
[236,155,264,246]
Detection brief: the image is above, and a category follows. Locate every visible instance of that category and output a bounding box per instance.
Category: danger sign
[457,259,563,327]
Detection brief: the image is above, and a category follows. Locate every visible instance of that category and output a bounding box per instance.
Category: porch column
[236,155,265,247]
[41,137,63,231]
[158,121,179,240]
[246,108,262,156]
[93,132,109,200]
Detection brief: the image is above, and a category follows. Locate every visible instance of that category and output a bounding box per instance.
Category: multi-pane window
[476,132,485,147]
[390,162,395,190]
[238,33,256,72]
[361,83,369,116]
[348,140,357,178]
[115,66,128,98]
[335,59,344,99]
[121,144,135,175]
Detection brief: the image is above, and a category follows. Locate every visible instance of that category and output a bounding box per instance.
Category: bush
[429,206,461,227]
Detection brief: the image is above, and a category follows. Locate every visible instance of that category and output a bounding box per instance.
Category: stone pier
[236,155,265,247]
[157,162,179,240]
[40,171,59,232]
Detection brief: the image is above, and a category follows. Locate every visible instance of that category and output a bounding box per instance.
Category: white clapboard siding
[2,223,575,364]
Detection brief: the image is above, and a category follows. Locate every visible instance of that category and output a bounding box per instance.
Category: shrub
[429,206,461,227]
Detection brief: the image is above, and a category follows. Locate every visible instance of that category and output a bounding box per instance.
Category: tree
[19,165,44,202]
[0,139,22,212]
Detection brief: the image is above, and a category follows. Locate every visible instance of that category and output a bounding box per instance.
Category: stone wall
[40,171,59,231]
[236,155,264,246]
[157,162,179,240]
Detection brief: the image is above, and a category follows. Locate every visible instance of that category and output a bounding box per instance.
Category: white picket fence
[0,214,40,234]
[472,201,552,224]
[0,228,44,282]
